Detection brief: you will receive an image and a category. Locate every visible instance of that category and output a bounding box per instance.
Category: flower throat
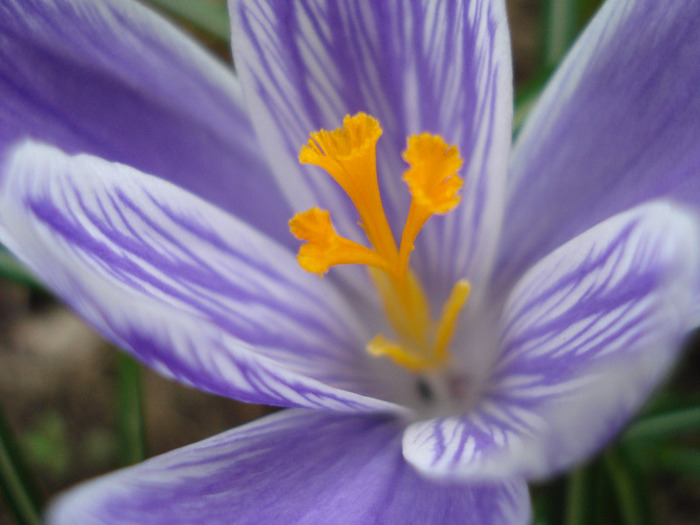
[290,113,469,373]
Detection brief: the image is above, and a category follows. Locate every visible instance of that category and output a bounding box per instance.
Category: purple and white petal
[48,409,531,525]
[499,0,700,289]
[0,142,401,413]
[231,0,512,300]
[0,0,290,241]
[404,202,700,479]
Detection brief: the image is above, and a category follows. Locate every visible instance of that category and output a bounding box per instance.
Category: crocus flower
[1,0,699,523]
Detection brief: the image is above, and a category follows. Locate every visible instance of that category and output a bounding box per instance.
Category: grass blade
[146,0,230,42]
[605,447,653,525]
[564,460,605,525]
[117,353,147,466]
[0,403,44,525]
[0,248,40,289]
[541,0,579,69]
[623,406,700,443]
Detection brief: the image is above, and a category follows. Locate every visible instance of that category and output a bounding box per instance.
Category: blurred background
[1,1,699,524]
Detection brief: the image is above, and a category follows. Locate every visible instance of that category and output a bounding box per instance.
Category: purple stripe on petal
[48,410,531,525]
[405,202,700,480]
[231,0,512,301]
[0,0,291,242]
[0,142,400,412]
[498,0,700,290]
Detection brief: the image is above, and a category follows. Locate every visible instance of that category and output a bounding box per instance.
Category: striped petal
[231,0,512,300]
[0,142,401,413]
[404,202,700,479]
[499,0,700,289]
[48,410,531,525]
[0,0,290,241]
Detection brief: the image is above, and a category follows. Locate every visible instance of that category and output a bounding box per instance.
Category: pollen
[291,114,470,374]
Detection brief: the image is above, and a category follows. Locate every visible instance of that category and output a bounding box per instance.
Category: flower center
[290,113,469,373]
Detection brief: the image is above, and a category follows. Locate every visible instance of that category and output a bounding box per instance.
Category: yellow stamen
[398,134,464,276]
[402,134,463,214]
[292,115,470,376]
[432,280,471,363]
[364,280,470,372]
[289,208,392,276]
[299,113,397,260]
[366,334,439,372]
[369,268,430,348]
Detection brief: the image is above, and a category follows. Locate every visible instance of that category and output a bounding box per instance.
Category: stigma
[290,113,469,373]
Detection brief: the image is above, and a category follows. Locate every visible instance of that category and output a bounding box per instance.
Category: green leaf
[623,406,700,443]
[654,446,700,478]
[531,476,566,525]
[520,0,608,134]
[636,389,700,418]
[0,247,41,289]
[630,444,700,478]
[605,447,654,525]
[578,0,606,25]
[564,458,610,525]
[146,0,230,42]
[0,402,44,525]
[540,0,606,72]
[541,0,579,70]
[514,70,552,135]
[117,352,147,466]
